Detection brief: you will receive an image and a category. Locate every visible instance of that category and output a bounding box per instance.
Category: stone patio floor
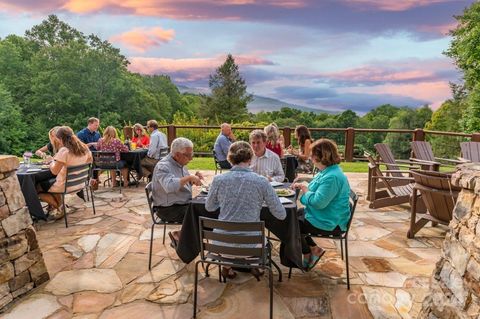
[2,172,446,319]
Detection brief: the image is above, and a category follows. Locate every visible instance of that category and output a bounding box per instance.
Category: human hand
[195,171,204,180]
[35,150,45,158]
[44,156,53,164]
[190,175,202,186]
[88,142,98,148]
[291,182,308,193]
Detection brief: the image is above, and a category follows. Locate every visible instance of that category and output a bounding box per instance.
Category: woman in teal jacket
[292,139,351,271]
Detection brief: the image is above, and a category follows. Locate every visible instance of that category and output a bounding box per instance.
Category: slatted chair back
[145,182,158,224]
[366,153,396,195]
[411,141,435,162]
[63,163,91,193]
[212,150,223,175]
[410,170,460,223]
[460,142,480,162]
[92,151,118,169]
[198,217,267,268]
[375,143,402,176]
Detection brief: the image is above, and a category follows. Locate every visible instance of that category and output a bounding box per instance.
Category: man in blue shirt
[214,123,235,169]
[140,119,168,180]
[77,117,101,151]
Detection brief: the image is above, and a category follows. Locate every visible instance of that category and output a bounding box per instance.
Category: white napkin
[279,197,293,204]
[270,181,283,187]
[27,168,42,172]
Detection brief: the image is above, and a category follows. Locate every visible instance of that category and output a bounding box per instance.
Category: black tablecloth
[17,164,53,220]
[121,149,148,176]
[176,192,303,269]
[284,155,298,182]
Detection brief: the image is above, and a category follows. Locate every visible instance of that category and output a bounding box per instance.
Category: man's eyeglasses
[180,152,193,159]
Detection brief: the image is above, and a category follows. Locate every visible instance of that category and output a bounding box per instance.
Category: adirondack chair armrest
[395,159,424,165]
[457,157,471,163]
[409,158,441,166]
[371,175,414,181]
[434,157,464,165]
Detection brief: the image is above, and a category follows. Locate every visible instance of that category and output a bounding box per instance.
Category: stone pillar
[419,163,480,319]
[0,156,49,311]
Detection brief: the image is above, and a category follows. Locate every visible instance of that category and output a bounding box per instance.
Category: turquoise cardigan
[300,164,351,231]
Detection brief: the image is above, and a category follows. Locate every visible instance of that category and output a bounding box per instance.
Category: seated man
[151,137,203,246]
[214,123,235,169]
[140,120,168,179]
[77,117,101,151]
[249,130,285,182]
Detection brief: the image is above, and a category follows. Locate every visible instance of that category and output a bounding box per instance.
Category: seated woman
[35,126,61,161]
[38,126,92,219]
[131,123,150,148]
[288,125,313,173]
[96,126,129,187]
[292,139,350,271]
[264,123,284,158]
[205,141,286,280]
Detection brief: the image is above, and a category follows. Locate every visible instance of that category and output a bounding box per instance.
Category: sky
[0,0,474,114]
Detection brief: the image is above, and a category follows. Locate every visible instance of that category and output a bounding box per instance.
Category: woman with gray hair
[205,141,286,280]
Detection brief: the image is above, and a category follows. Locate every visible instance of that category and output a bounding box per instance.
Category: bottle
[124,138,131,151]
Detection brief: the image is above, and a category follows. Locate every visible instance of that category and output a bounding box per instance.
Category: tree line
[0,9,478,159]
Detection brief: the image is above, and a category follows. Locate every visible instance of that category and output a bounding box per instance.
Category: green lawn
[187,157,370,173]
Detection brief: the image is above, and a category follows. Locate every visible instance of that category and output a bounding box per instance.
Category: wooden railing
[131,125,480,162]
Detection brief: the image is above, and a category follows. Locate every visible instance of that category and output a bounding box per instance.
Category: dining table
[16,163,53,220]
[175,183,303,269]
[120,148,148,177]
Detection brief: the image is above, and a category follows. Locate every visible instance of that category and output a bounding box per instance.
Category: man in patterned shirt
[249,130,285,182]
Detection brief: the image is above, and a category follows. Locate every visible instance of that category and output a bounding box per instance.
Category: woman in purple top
[96,126,129,187]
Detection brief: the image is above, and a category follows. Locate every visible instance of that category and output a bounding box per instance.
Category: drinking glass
[131,142,137,150]
[23,151,32,168]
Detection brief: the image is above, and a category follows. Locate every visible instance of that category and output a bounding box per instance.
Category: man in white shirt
[140,119,168,179]
[249,130,285,182]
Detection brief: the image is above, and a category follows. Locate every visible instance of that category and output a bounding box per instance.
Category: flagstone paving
[1,171,447,318]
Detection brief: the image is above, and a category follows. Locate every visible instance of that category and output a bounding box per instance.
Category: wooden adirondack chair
[410,141,463,171]
[408,170,460,238]
[374,143,422,187]
[366,152,417,209]
[460,141,480,163]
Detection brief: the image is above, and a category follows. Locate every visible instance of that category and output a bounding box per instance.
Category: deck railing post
[167,125,176,146]
[472,133,480,142]
[283,127,291,148]
[345,127,355,162]
[413,128,425,141]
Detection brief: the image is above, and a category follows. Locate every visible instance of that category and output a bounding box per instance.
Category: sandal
[221,267,237,281]
[306,248,325,272]
[168,231,178,249]
[251,268,264,281]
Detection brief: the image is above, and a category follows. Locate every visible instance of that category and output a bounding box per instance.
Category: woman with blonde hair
[131,123,150,148]
[264,123,284,158]
[35,126,61,160]
[38,126,92,218]
[96,126,129,187]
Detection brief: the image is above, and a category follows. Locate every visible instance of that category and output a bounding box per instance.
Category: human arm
[297,139,312,161]
[263,180,286,220]
[300,175,339,210]
[271,156,285,182]
[147,133,159,158]
[35,144,49,158]
[49,148,68,175]
[205,177,220,212]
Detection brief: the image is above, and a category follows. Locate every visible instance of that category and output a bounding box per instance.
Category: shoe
[76,190,86,202]
[306,248,325,272]
[221,267,237,282]
[90,179,99,191]
[251,268,264,281]
[168,231,178,249]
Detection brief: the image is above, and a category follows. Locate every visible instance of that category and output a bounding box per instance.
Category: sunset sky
[0,0,474,113]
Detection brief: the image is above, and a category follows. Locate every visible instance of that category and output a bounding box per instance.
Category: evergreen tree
[202,54,252,123]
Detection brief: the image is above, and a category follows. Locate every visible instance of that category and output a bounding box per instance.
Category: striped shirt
[250,149,285,182]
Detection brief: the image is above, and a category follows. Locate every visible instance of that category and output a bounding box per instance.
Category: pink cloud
[417,22,458,35]
[342,0,452,11]
[110,27,175,52]
[128,54,274,82]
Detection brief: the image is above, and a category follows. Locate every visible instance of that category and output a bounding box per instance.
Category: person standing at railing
[214,123,236,169]
[140,120,168,180]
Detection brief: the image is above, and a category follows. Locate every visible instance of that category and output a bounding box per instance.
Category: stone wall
[420,163,480,319]
[0,155,49,311]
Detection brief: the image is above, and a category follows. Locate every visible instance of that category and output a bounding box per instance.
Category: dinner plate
[200,186,210,194]
[275,188,295,197]
[269,181,283,187]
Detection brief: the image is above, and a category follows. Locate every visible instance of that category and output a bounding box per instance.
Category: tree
[202,54,252,123]
[0,84,28,155]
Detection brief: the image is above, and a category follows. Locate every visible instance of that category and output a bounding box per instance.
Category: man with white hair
[152,137,203,247]
[214,123,235,169]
